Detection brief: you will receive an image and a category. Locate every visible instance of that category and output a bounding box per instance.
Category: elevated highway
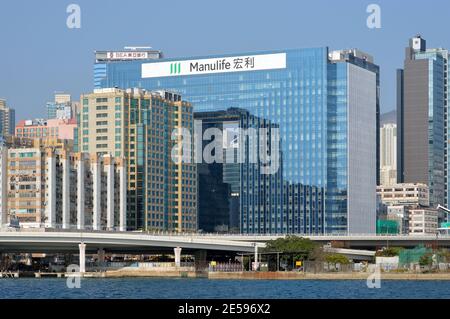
[195,234,450,248]
[1,230,449,254]
[0,230,264,254]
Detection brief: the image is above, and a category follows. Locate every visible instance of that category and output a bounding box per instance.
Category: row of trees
[262,237,450,271]
[262,235,350,271]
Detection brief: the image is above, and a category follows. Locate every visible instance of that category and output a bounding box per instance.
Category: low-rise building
[15,118,77,140]
[377,183,429,207]
[408,208,438,235]
[386,206,409,234]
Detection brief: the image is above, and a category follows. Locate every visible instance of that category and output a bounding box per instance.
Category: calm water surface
[0,278,449,299]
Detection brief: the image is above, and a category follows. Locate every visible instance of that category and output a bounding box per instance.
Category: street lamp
[437,205,450,222]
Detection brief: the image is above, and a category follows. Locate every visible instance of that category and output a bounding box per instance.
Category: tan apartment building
[78,88,197,232]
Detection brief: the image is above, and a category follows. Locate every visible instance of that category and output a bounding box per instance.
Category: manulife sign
[141,53,286,78]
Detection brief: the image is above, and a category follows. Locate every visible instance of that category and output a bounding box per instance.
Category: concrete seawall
[104,270,202,278]
[208,272,450,280]
[20,270,450,280]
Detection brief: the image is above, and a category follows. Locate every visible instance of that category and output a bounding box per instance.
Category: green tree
[375,247,403,257]
[325,253,350,265]
[263,236,322,270]
[263,236,319,261]
[437,249,450,263]
[419,253,433,267]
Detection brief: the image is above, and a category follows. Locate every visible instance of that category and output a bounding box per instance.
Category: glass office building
[94,47,379,234]
[195,107,282,234]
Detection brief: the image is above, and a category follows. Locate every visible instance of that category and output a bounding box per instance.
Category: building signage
[441,222,450,229]
[141,53,286,78]
[107,51,149,60]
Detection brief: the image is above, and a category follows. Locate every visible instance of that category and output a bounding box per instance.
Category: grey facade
[397,36,446,207]
[347,63,377,233]
[0,99,15,139]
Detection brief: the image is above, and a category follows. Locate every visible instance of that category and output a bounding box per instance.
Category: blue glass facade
[94,47,378,234]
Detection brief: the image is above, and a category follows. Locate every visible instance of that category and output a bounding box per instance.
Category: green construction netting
[399,245,431,265]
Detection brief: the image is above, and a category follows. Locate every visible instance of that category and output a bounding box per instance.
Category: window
[19,152,35,158]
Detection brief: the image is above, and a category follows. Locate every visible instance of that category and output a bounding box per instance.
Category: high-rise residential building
[0,136,126,229]
[94,47,379,234]
[15,118,77,140]
[380,123,397,186]
[78,88,197,232]
[0,99,15,139]
[397,35,447,207]
[0,142,7,225]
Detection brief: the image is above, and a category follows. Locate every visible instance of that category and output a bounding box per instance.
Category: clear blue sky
[0,0,447,120]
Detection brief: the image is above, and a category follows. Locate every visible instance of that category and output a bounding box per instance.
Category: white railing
[1,224,450,238]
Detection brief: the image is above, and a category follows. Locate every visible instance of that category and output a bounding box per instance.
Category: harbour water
[0,278,449,299]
